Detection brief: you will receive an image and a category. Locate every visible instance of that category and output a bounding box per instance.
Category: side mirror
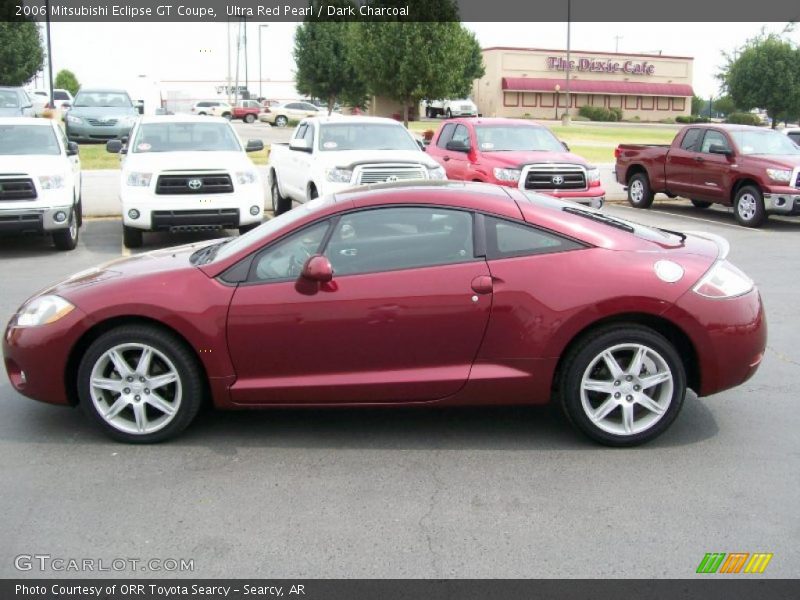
[445,139,470,153]
[246,139,264,152]
[708,144,733,157]
[136,103,144,115]
[66,141,79,156]
[301,255,333,283]
[561,141,570,152]
[61,102,71,109]
[289,138,311,152]
[416,139,426,151]
[106,139,123,154]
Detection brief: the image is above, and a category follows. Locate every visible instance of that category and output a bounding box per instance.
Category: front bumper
[763,191,800,215]
[66,122,133,141]
[0,205,75,235]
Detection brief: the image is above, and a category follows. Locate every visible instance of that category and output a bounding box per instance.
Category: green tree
[712,95,737,116]
[691,95,706,116]
[0,21,44,87]
[54,69,80,96]
[293,1,366,114]
[720,31,800,129]
[351,1,485,126]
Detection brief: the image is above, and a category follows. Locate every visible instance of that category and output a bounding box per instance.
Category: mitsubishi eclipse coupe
[3,182,766,445]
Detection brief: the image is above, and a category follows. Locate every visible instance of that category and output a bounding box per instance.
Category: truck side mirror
[245,139,264,152]
[708,144,733,157]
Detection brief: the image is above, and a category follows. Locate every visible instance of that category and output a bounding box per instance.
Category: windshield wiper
[657,227,686,241]
[562,206,635,233]
[190,239,230,265]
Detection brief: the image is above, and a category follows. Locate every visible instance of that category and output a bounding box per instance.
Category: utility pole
[243,17,248,98]
[45,0,54,109]
[258,25,269,100]
[614,35,623,53]
[563,0,571,123]
[226,19,232,103]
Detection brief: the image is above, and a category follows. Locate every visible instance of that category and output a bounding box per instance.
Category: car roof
[448,117,544,128]
[0,117,54,126]
[305,115,405,126]
[76,88,130,94]
[139,114,229,124]
[0,86,25,91]
[335,180,516,201]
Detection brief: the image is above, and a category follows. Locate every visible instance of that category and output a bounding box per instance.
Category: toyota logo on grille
[551,175,564,185]
[187,178,203,190]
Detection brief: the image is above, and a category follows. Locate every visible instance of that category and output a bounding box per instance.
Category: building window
[590,94,605,107]
[503,92,519,107]
[657,97,670,111]
[608,95,622,108]
[625,95,638,109]
[574,94,588,108]
[540,93,555,108]
[522,92,537,107]
[558,93,569,108]
[672,97,686,111]
[641,96,655,110]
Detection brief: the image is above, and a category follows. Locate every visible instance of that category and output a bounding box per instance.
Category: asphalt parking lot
[0,201,798,578]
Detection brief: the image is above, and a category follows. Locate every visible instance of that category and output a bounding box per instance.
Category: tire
[76,194,83,227]
[197,111,206,116]
[691,199,712,209]
[123,225,143,248]
[239,223,259,235]
[77,325,205,443]
[244,113,256,124]
[271,174,291,215]
[308,185,319,200]
[627,172,654,209]
[558,325,686,447]
[53,209,79,251]
[222,112,232,120]
[446,108,452,119]
[734,185,766,228]
[274,115,288,128]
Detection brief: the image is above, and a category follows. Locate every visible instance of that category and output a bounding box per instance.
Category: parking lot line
[611,205,770,233]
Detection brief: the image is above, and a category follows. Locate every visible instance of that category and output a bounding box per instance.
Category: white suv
[191,101,233,119]
[107,115,266,248]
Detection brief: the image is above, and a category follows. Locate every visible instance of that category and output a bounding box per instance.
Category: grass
[76,143,270,169]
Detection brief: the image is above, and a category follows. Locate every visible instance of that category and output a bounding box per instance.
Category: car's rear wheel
[78,325,204,443]
[271,175,291,215]
[627,172,654,209]
[275,115,288,127]
[734,185,766,228]
[222,112,232,120]
[197,111,206,116]
[691,199,712,209]
[123,225,143,248]
[559,325,686,446]
[53,209,79,251]
[244,113,256,123]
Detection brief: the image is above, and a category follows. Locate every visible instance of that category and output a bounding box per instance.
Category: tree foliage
[712,95,737,116]
[690,95,706,116]
[720,31,800,129]
[55,69,80,96]
[0,21,44,87]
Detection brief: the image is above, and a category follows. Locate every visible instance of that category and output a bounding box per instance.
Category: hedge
[578,105,622,122]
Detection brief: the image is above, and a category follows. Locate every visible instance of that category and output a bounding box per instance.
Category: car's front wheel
[244,113,256,123]
[123,225,143,248]
[734,185,766,228]
[78,325,205,443]
[271,175,291,215]
[274,115,288,127]
[559,325,686,446]
[691,199,712,209]
[53,209,79,251]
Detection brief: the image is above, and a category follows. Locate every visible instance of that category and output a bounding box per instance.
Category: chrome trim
[518,163,589,192]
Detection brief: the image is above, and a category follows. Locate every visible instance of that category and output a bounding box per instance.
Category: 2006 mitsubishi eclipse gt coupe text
[3,181,766,445]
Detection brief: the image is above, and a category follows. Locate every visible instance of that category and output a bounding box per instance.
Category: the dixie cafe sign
[547,56,656,75]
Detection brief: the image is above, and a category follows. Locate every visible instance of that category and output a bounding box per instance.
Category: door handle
[339,248,357,256]
[694,156,705,162]
[471,275,493,295]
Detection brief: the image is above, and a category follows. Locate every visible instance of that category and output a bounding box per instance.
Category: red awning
[502,77,694,97]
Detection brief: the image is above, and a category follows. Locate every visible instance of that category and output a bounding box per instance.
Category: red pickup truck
[426,118,604,207]
[615,124,800,227]
[231,100,263,123]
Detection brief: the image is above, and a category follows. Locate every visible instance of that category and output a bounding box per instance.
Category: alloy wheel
[629,180,644,203]
[737,193,757,221]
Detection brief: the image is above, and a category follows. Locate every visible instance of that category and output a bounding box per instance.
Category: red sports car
[3,182,766,445]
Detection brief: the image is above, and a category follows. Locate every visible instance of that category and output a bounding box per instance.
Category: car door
[445,124,474,180]
[284,122,314,199]
[55,124,81,199]
[694,129,734,203]
[429,123,457,175]
[225,206,492,405]
[664,127,703,197]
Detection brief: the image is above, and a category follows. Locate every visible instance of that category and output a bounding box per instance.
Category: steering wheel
[287,245,313,277]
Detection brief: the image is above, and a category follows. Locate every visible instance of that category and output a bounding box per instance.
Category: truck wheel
[239,223,259,235]
[53,209,79,251]
[244,113,256,124]
[222,112,232,120]
[271,175,291,215]
[734,186,766,228]
[690,199,712,209]
[123,226,143,249]
[446,108,453,119]
[274,115,288,128]
[308,185,319,200]
[627,172,654,209]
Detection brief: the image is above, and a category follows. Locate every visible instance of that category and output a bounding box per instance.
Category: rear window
[0,90,20,108]
[53,90,70,100]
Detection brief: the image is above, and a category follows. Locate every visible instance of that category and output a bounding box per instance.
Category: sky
[35,21,800,99]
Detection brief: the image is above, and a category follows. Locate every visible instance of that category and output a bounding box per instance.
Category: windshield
[132,122,241,153]
[475,125,565,152]
[730,130,800,156]
[73,91,132,108]
[318,123,419,152]
[0,90,20,108]
[0,125,60,155]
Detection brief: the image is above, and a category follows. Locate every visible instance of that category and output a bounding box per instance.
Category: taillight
[614,147,621,159]
[693,260,754,299]
[264,107,271,113]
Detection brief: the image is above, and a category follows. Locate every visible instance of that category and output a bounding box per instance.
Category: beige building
[473,47,694,121]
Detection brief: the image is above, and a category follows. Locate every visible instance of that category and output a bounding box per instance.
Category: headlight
[236,171,258,185]
[426,165,446,180]
[126,172,152,187]
[12,295,75,328]
[66,115,82,124]
[326,168,353,183]
[766,168,792,183]
[693,260,754,299]
[493,168,522,182]
[586,167,601,186]
[39,175,65,190]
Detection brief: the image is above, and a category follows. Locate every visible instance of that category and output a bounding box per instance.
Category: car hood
[330,149,440,169]
[481,151,590,168]
[68,106,138,118]
[123,151,255,173]
[743,154,800,170]
[0,155,68,176]
[0,108,23,116]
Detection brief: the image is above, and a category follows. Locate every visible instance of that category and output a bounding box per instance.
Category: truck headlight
[693,260,754,299]
[766,168,792,183]
[586,167,601,186]
[39,175,65,189]
[326,168,353,183]
[493,168,521,182]
[236,171,258,185]
[126,172,152,187]
[12,295,75,328]
[66,115,82,124]
[426,165,446,180]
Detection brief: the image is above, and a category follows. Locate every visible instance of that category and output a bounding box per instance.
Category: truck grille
[155,174,234,195]
[524,165,587,191]
[795,172,800,188]
[151,209,240,231]
[87,118,119,126]
[0,178,37,201]
[356,165,426,185]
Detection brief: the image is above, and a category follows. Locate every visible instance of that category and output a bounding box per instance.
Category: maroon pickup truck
[615,124,800,227]
[231,100,263,123]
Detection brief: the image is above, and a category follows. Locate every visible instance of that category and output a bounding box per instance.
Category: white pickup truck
[267,116,446,214]
[0,118,82,251]
[107,115,266,248]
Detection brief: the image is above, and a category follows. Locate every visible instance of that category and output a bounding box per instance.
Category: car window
[679,128,703,152]
[0,90,20,108]
[285,103,300,110]
[0,125,61,155]
[323,207,475,276]
[302,123,314,146]
[294,124,308,140]
[300,103,317,111]
[253,221,330,281]
[788,132,800,146]
[437,123,456,148]
[485,216,582,259]
[53,91,69,101]
[132,122,241,153]
[451,124,470,147]
[700,130,730,154]
[73,91,132,108]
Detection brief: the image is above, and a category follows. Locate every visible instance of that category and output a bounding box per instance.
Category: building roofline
[482,46,694,61]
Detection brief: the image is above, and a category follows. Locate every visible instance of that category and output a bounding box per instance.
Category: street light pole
[45,0,54,109]
[564,0,571,123]
[258,24,269,100]
[554,84,560,120]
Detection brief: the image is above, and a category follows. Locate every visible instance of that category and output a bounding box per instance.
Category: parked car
[423,98,478,119]
[615,124,800,227]
[2,181,766,445]
[65,88,139,142]
[259,101,321,127]
[0,88,35,118]
[51,89,74,110]
[231,99,263,123]
[190,101,233,119]
[783,128,800,146]
[27,90,49,117]
[106,115,266,248]
[0,118,82,250]
[268,116,445,214]
[426,118,604,207]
